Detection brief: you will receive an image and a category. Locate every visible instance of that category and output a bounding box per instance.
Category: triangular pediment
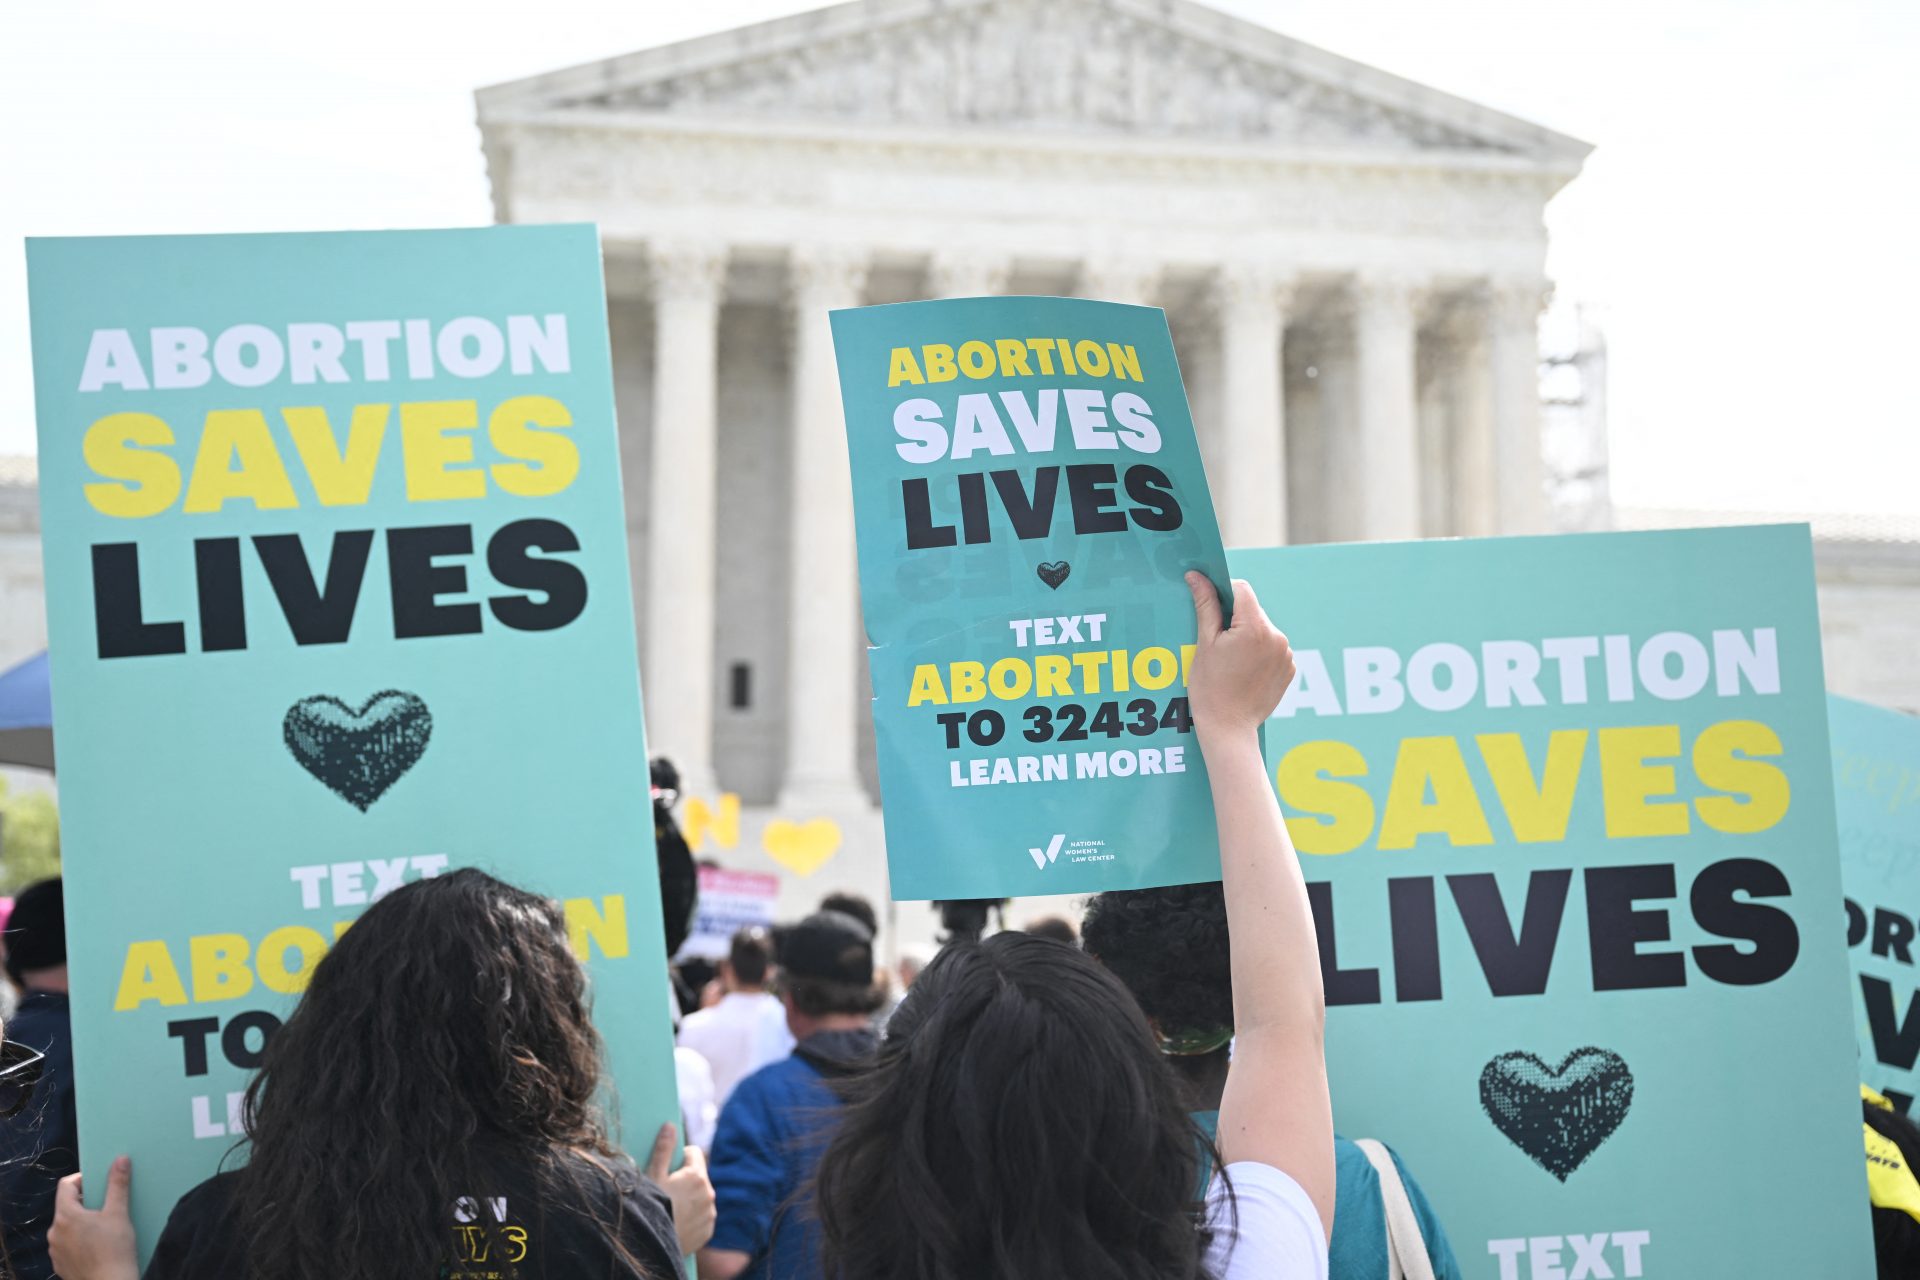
[478,0,1590,166]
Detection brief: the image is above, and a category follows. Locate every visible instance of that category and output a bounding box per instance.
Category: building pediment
[478,0,1590,168]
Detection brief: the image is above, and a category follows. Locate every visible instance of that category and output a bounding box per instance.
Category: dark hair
[786,973,886,1018]
[820,891,879,938]
[232,869,642,1280]
[728,926,772,986]
[3,878,65,985]
[815,932,1218,1279]
[1082,882,1234,1041]
[1024,915,1079,947]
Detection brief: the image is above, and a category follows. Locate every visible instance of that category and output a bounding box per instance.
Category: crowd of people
[0,577,1917,1277]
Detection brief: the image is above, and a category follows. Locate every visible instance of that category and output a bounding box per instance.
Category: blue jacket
[706,1029,875,1280]
[1195,1112,1462,1280]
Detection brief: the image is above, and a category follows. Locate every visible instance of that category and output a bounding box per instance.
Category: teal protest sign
[832,297,1229,900]
[1232,526,1870,1278]
[1829,694,1920,1109]
[27,226,677,1255]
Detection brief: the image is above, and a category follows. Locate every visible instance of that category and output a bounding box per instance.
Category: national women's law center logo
[1026,833,1114,869]
[1028,834,1065,869]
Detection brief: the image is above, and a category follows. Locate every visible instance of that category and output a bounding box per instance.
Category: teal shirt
[1193,1111,1462,1280]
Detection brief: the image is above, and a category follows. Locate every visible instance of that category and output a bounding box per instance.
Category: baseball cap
[775,909,875,986]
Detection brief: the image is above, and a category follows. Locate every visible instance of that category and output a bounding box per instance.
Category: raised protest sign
[832,296,1229,900]
[677,865,781,962]
[26,226,678,1252]
[1829,694,1920,1110]
[1232,526,1870,1278]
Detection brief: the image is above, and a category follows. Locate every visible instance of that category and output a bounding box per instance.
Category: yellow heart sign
[762,818,842,877]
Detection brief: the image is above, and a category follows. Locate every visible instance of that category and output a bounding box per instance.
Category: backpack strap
[1354,1138,1437,1280]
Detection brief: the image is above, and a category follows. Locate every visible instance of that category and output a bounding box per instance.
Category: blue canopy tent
[0,651,53,771]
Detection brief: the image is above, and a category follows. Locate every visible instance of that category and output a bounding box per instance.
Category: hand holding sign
[1184,572,1293,741]
[48,1157,137,1280]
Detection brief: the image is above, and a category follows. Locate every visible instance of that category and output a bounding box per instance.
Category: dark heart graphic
[1479,1046,1633,1181]
[283,690,432,812]
[1036,561,1072,590]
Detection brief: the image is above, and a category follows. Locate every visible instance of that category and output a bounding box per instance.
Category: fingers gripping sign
[646,1121,718,1256]
[50,1155,140,1280]
[1186,572,1296,740]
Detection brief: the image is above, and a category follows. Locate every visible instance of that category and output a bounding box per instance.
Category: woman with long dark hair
[49,868,709,1279]
[814,574,1334,1278]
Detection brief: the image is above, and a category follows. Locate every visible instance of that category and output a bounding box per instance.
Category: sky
[3,0,1915,515]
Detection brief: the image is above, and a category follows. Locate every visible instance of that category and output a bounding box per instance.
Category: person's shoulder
[1334,1137,1441,1210]
[166,1168,245,1223]
[679,1004,721,1034]
[547,1151,671,1228]
[1206,1162,1329,1279]
[7,994,71,1043]
[716,1053,819,1126]
[550,1149,648,1204]
[1333,1136,1382,1190]
[1331,1138,1462,1275]
[146,1171,248,1277]
[546,1151,679,1275]
[736,1051,813,1093]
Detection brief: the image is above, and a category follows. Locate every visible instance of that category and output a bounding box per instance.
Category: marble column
[1448,291,1498,538]
[780,247,870,810]
[644,242,726,797]
[1313,314,1365,544]
[1353,275,1423,541]
[1489,279,1549,534]
[1416,322,1454,538]
[1213,267,1293,547]
[928,250,1010,299]
[1079,259,1161,307]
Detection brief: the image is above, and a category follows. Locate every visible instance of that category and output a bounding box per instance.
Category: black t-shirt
[142,1152,681,1280]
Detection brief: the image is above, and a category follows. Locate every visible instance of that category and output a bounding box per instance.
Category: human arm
[1185,572,1336,1241]
[48,1156,139,1280]
[695,1078,781,1280]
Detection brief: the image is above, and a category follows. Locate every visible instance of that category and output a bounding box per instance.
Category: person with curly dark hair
[45,868,713,1280]
[1083,881,1463,1280]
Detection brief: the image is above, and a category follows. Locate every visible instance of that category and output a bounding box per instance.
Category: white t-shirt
[673,1046,718,1151]
[1203,1162,1329,1280]
[676,991,794,1104]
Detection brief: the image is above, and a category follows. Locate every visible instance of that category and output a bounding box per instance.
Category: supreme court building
[474,0,1593,919]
